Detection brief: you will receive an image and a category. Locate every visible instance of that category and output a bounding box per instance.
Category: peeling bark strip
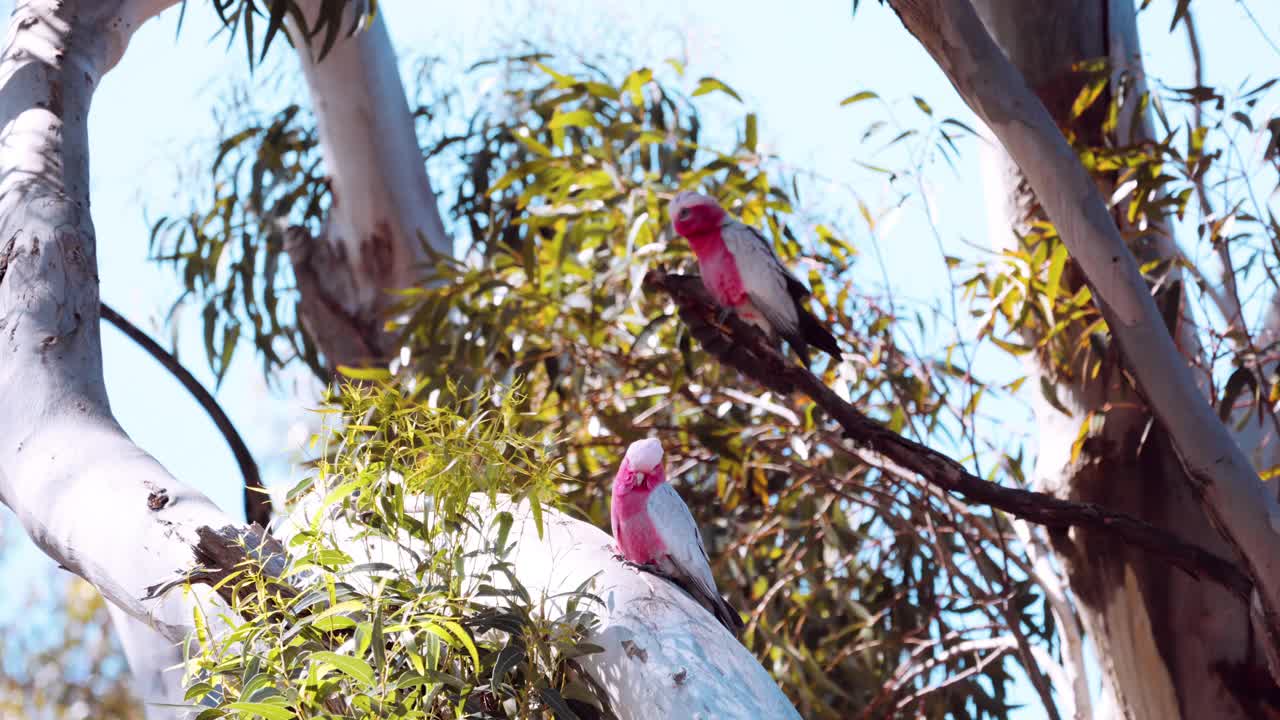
[144,524,298,625]
[883,0,1280,671]
[647,269,1253,598]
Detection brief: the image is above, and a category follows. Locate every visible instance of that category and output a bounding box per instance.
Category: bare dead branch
[646,268,1253,600]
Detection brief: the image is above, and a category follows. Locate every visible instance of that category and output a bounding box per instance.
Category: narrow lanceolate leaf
[1071,74,1108,119]
[260,0,289,64]
[310,651,375,687]
[491,644,525,689]
[439,620,481,672]
[538,687,582,720]
[692,77,743,102]
[1039,376,1071,416]
[1044,241,1069,308]
[226,702,296,720]
[372,604,386,674]
[840,90,879,106]
[548,110,598,129]
[336,365,392,381]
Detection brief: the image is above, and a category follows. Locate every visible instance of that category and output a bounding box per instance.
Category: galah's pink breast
[613,488,666,564]
[687,234,746,308]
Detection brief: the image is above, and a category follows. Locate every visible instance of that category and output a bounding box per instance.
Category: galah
[611,438,744,636]
[669,190,842,365]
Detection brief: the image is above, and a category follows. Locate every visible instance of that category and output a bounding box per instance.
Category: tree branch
[100,302,269,527]
[646,268,1253,599]
[1182,11,1246,333]
[155,495,807,720]
[0,2,248,714]
[883,0,1280,669]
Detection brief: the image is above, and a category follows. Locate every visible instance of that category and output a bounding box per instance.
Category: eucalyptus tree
[2,1,1278,719]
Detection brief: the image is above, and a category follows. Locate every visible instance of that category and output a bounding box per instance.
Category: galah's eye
[678,208,692,221]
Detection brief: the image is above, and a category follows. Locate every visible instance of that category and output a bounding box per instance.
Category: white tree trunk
[284,1,450,371]
[958,0,1270,716]
[0,1,243,716]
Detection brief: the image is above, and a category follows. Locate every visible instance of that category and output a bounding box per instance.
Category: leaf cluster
[182,383,607,719]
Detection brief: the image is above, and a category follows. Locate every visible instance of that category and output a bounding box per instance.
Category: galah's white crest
[669,190,842,365]
[610,438,744,635]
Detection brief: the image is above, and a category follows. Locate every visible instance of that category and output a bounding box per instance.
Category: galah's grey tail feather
[662,562,745,637]
[779,327,811,367]
[710,592,746,636]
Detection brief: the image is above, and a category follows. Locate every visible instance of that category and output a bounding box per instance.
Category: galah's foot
[613,552,657,574]
[620,558,656,574]
[634,562,682,586]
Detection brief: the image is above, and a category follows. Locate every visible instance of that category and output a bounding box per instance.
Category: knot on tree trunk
[285,224,385,373]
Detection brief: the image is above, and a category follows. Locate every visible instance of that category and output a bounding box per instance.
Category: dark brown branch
[645,268,1254,600]
[100,302,271,526]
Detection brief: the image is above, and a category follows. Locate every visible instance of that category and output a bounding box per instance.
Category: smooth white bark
[283,491,802,720]
[0,2,242,716]
[289,1,449,314]
[1009,519,1090,720]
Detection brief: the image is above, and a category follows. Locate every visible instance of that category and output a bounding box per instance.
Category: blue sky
[1,0,1277,715]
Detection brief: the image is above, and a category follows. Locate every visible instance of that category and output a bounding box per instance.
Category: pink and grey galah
[611,438,744,636]
[669,190,842,365]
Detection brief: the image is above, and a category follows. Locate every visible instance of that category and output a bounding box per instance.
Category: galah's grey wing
[720,221,801,336]
[719,221,842,365]
[644,483,746,635]
[742,224,813,300]
[646,482,721,605]
[645,482,745,635]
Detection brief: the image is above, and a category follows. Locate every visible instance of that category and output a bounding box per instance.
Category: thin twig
[100,302,270,526]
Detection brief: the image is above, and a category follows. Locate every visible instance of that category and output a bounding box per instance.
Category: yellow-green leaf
[1045,241,1069,307]
[548,110,597,130]
[226,702,295,720]
[840,91,879,106]
[336,365,391,381]
[1071,75,1108,119]
[692,77,742,103]
[309,651,375,687]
